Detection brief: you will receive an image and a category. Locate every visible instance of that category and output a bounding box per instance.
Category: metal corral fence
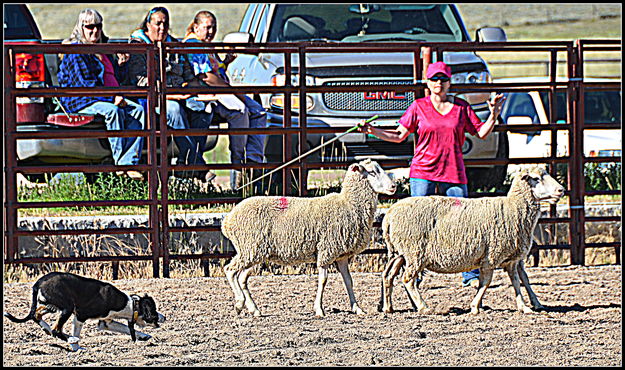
[3,39,621,278]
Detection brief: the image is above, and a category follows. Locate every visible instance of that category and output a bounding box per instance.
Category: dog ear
[349,163,364,173]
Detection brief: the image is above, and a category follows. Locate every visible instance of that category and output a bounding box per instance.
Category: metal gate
[3,39,621,278]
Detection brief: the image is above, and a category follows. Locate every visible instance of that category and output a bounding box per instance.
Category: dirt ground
[2,265,622,367]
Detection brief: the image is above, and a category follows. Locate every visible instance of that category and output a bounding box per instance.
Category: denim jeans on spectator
[162,100,212,165]
[79,100,144,166]
[213,95,266,164]
[409,177,480,284]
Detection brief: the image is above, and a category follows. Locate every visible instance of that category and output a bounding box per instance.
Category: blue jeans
[409,178,479,283]
[161,100,212,165]
[213,96,266,164]
[79,100,144,166]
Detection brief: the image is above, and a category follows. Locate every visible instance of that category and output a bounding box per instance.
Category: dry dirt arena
[3,265,622,367]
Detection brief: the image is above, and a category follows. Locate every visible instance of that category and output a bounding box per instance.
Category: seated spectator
[126,6,215,182]
[57,8,145,181]
[183,10,267,186]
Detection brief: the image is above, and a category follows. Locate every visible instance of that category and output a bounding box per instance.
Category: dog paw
[138,334,152,341]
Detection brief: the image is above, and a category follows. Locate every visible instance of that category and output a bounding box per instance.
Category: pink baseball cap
[426,61,452,79]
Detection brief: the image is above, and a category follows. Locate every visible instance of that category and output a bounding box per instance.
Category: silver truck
[225,3,509,190]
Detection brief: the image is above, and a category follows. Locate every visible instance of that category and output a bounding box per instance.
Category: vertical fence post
[567,41,586,265]
[145,44,161,279]
[157,41,171,278]
[298,45,308,197]
[283,51,293,196]
[4,47,18,264]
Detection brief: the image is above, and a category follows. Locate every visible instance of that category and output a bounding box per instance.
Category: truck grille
[322,81,415,111]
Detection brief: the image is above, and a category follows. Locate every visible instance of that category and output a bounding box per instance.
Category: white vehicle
[498,77,621,159]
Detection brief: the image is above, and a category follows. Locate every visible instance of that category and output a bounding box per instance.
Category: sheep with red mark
[380,166,565,315]
[221,159,397,317]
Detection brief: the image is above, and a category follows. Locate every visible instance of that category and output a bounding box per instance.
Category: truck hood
[266,50,486,72]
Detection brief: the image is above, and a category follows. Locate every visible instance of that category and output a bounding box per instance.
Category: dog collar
[131,295,140,323]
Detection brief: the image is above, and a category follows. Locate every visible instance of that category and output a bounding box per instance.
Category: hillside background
[26,3,621,41]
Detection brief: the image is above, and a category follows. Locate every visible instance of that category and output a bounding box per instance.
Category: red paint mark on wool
[277,197,289,210]
[453,198,462,207]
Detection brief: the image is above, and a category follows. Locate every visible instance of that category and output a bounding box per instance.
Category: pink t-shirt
[398,96,484,184]
[99,55,119,87]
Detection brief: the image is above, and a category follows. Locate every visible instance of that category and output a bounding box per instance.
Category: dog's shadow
[50,343,73,352]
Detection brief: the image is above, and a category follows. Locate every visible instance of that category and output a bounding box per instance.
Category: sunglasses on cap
[84,23,102,30]
[429,75,450,82]
[147,6,169,22]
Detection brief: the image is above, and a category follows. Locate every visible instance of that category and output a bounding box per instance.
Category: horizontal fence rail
[3,39,621,278]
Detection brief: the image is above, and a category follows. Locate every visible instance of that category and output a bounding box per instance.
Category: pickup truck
[224,3,509,191]
[4,4,218,181]
[499,77,621,159]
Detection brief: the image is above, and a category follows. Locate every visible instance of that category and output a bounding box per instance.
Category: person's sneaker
[204,171,216,182]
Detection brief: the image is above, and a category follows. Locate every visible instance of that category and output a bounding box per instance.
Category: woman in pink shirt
[358,61,505,286]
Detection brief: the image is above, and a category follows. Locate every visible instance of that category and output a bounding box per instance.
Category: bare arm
[197,72,247,102]
[357,120,411,143]
[477,93,506,139]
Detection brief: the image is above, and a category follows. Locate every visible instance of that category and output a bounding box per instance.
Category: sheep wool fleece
[383,168,541,279]
[222,167,378,269]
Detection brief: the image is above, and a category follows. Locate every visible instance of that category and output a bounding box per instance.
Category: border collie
[4,272,165,351]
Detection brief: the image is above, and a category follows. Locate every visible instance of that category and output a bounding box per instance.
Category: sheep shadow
[540,302,621,313]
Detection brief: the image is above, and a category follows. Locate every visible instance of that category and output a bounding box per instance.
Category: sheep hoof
[382,307,394,314]
[235,302,245,314]
[252,310,262,317]
[354,307,366,315]
[470,308,480,315]
[417,307,433,315]
[314,310,326,318]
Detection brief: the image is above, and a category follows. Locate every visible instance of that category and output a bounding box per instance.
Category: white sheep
[380,166,565,315]
[221,159,397,317]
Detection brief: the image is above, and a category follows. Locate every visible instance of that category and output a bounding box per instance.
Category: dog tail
[4,283,39,323]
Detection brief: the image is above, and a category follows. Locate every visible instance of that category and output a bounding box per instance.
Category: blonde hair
[63,8,105,45]
[185,10,216,37]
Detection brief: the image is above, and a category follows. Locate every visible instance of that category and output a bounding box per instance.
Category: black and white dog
[4,272,165,351]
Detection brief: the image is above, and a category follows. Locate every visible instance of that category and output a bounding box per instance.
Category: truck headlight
[271,73,316,87]
[451,71,491,84]
[270,94,315,112]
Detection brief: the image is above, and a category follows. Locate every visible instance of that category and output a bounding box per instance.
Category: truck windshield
[539,90,622,125]
[268,4,466,42]
[3,4,41,40]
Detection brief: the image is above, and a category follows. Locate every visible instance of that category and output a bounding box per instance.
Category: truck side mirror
[476,27,507,42]
[223,32,253,43]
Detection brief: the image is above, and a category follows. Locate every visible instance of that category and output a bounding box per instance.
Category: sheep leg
[517,261,544,310]
[237,267,261,317]
[469,268,493,315]
[379,255,405,313]
[314,264,329,317]
[402,273,429,313]
[335,259,365,315]
[505,263,534,314]
[224,258,246,314]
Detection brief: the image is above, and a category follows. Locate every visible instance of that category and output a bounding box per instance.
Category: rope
[236,115,379,191]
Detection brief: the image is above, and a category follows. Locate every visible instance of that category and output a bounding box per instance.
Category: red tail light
[14,52,46,122]
[15,52,45,83]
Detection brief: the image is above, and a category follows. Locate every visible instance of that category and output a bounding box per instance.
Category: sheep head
[348,159,397,195]
[517,166,565,205]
